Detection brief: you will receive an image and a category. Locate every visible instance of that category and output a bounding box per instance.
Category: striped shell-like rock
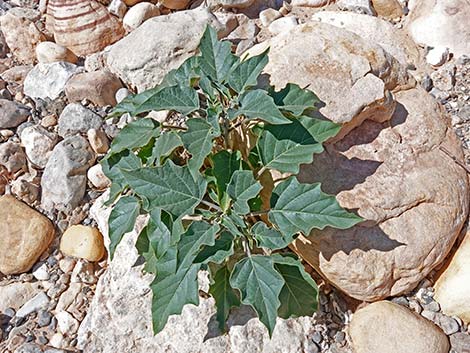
[47,0,125,56]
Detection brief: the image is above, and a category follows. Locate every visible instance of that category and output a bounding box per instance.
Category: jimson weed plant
[102,25,362,336]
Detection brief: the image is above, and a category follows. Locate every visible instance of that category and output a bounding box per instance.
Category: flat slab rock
[77,193,321,353]
[295,87,469,301]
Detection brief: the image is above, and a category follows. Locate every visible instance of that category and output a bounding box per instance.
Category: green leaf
[112,85,200,117]
[227,170,262,215]
[101,150,142,204]
[271,254,318,319]
[228,50,269,93]
[251,222,294,250]
[269,177,362,236]
[256,119,324,174]
[150,220,216,334]
[194,231,235,264]
[177,221,219,269]
[151,263,200,334]
[110,119,160,154]
[149,131,183,166]
[122,161,207,217]
[181,118,220,175]
[232,90,291,125]
[270,83,320,116]
[298,116,341,143]
[108,196,140,260]
[161,56,200,88]
[210,150,242,210]
[198,25,238,83]
[230,255,284,336]
[209,265,241,330]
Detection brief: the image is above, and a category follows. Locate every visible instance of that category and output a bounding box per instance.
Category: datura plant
[102,25,362,336]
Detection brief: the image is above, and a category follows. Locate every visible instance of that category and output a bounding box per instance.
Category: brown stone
[65,70,123,106]
[371,0,403,19]
[0,195,55,274]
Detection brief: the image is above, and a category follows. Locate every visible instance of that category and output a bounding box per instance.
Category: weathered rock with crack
[20,125,58,168]
[434,230,470,324]
[0,195,55,275]
[106,8,223,92]
[294,87,469,301]
[349,301,449,353]
[58,103,102,137]
[311,11,421,67]
[405,0,470,58]
[246,22,414,139]
[77,192,323,353]
[41,135,95,212]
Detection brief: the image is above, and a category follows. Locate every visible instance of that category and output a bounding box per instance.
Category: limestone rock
[208,0,256,9]
[47,0,125,56]
[16,292,50,317]
[55,310,79,334]
[434,230,470,324]
[337,0,376,15]
[268,16,298,35]
[58,103,102,137]
[246,22,414,139]
[23,62,82,100]
[60,225,105,262]
[87,164,111,189]
[106,8,223,92]
[41,135,95,212]
[294,88,468,301]
[349,301,449,353]
[291,0,330,6]
[405,0,470,57]
[311,11,421,67]
[0,195,55,275]
[0,65,32,85]
[0,10,45,64]
[20,125,58,168]
[0,141,27,174]
[123,2,159,32]
[0,99,30,128]
[76,192,324,353]
[35,41,78,64]
[87,128,110,154]
[64,70,123,106]
[108,0,127,18]
[0,282,41,312]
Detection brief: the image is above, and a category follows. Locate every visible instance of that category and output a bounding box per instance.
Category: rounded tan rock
[160,0,190,10]
[123,2,160,32]
[36,41,78,64]
[349,301,449,353]
[47,0,125,56]
[60,225,105,262]
[0,195,55,275]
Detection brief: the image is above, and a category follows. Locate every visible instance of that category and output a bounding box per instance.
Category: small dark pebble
[37,310,52,328]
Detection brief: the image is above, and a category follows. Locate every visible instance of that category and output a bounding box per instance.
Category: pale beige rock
[349,301,449,353]
[0,11,45,64]
[47,0,125,56]
[65,70,123,106]
[56,282,82,311]
[77,192,324,353]
[106,8,223,92]
[371,0,403,19]
[60,225,105,262]
[87,128,110,154]
[0,195,55,274]
[311,11,421,67]
[36,41,78,64]
[245,22,414,139]
[294,88,468,301]
[405,0,470,57]
[87,164,111,189]
[291,0,330,6]
[123,2,159,31]
[0,282,41,312]
[434,230,470,323]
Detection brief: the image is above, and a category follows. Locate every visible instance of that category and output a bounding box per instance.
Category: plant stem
[256,166,267,179]
[244,210,270,218]
[201,200,222,212]
[242,238,252,256]
[161,124,187,131]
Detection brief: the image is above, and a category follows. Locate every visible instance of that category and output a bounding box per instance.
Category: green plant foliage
[103,25,362,337]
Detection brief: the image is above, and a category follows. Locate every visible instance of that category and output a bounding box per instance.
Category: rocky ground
[0,0,470,352]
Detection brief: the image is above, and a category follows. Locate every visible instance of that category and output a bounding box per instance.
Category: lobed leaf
[122,161,207,218]
[108,196,140,260]
[270,83,320,116]
[228,50,269,93]
[227,170,262,215]
[149,131,183,166]
[194,231,235,264]
[230,255,284,336]
[251,222,294,250]
[269,177,363,236]
[110,118,160,154]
